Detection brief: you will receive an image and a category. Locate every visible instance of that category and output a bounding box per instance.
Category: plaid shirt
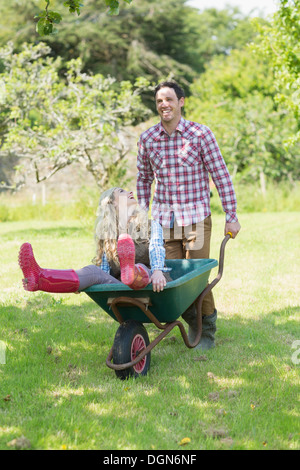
[100,219,169,274]
[137,117,237,227]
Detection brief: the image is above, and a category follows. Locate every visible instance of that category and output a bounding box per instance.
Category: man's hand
[151,270,166,292]
[225,221,241,239]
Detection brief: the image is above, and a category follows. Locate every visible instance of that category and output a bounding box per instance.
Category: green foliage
[185,46,300,184]
[253,0,300,144]
[105,0,133,16]
[35,0,134,35]
[0,1,258,95]
[0,42,151,190]
[40,0,199,88]
[35,4,63,36]
[63,0,84,15]
[185,5,261,73]
[210,181,300,215]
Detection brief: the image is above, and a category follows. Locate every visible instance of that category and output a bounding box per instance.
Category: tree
[184,5,261,73]
[254,0,300,144]
[0,42,151,190]
[185,47,300,186]
[35,0,132,35]
[34,0,199,90]
[0,1,259,97]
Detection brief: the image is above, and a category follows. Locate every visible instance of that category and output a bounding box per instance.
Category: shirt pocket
[148,150,164,171]
[179,145,199,167]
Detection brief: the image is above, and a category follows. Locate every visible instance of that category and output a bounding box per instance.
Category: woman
[18,187,170,293]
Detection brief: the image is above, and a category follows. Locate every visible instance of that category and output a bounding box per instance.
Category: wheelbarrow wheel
[113,320,151,380]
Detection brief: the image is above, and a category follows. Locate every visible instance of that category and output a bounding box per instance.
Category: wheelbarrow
[84,233,232,379]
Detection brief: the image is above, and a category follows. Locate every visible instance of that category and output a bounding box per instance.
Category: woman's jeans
[75,264,151,291]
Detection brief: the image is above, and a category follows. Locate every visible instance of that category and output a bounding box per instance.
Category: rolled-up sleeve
[149,219,171,273]
[100,253,110,274]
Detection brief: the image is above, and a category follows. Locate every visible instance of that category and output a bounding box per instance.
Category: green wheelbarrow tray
[84,234,232,376]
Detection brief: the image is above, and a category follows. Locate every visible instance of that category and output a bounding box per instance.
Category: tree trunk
[260,171,266,197]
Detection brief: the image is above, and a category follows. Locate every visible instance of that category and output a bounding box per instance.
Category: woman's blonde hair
[93,187,149,266]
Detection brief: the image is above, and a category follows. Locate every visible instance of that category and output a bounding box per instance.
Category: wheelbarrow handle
[218,232,232,278]
[199,231,232,300]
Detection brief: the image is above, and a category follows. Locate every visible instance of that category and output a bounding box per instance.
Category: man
[136,81,241,350]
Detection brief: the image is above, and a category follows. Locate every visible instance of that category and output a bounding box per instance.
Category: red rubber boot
[117,234,150,290]
[18,243,80,293]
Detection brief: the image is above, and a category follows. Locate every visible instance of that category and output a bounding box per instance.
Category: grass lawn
[0,212,299,450]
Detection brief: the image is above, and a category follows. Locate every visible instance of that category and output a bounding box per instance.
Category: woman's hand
[151,270,166,292]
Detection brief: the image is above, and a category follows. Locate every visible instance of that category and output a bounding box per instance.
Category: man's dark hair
[154,81,185,101]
